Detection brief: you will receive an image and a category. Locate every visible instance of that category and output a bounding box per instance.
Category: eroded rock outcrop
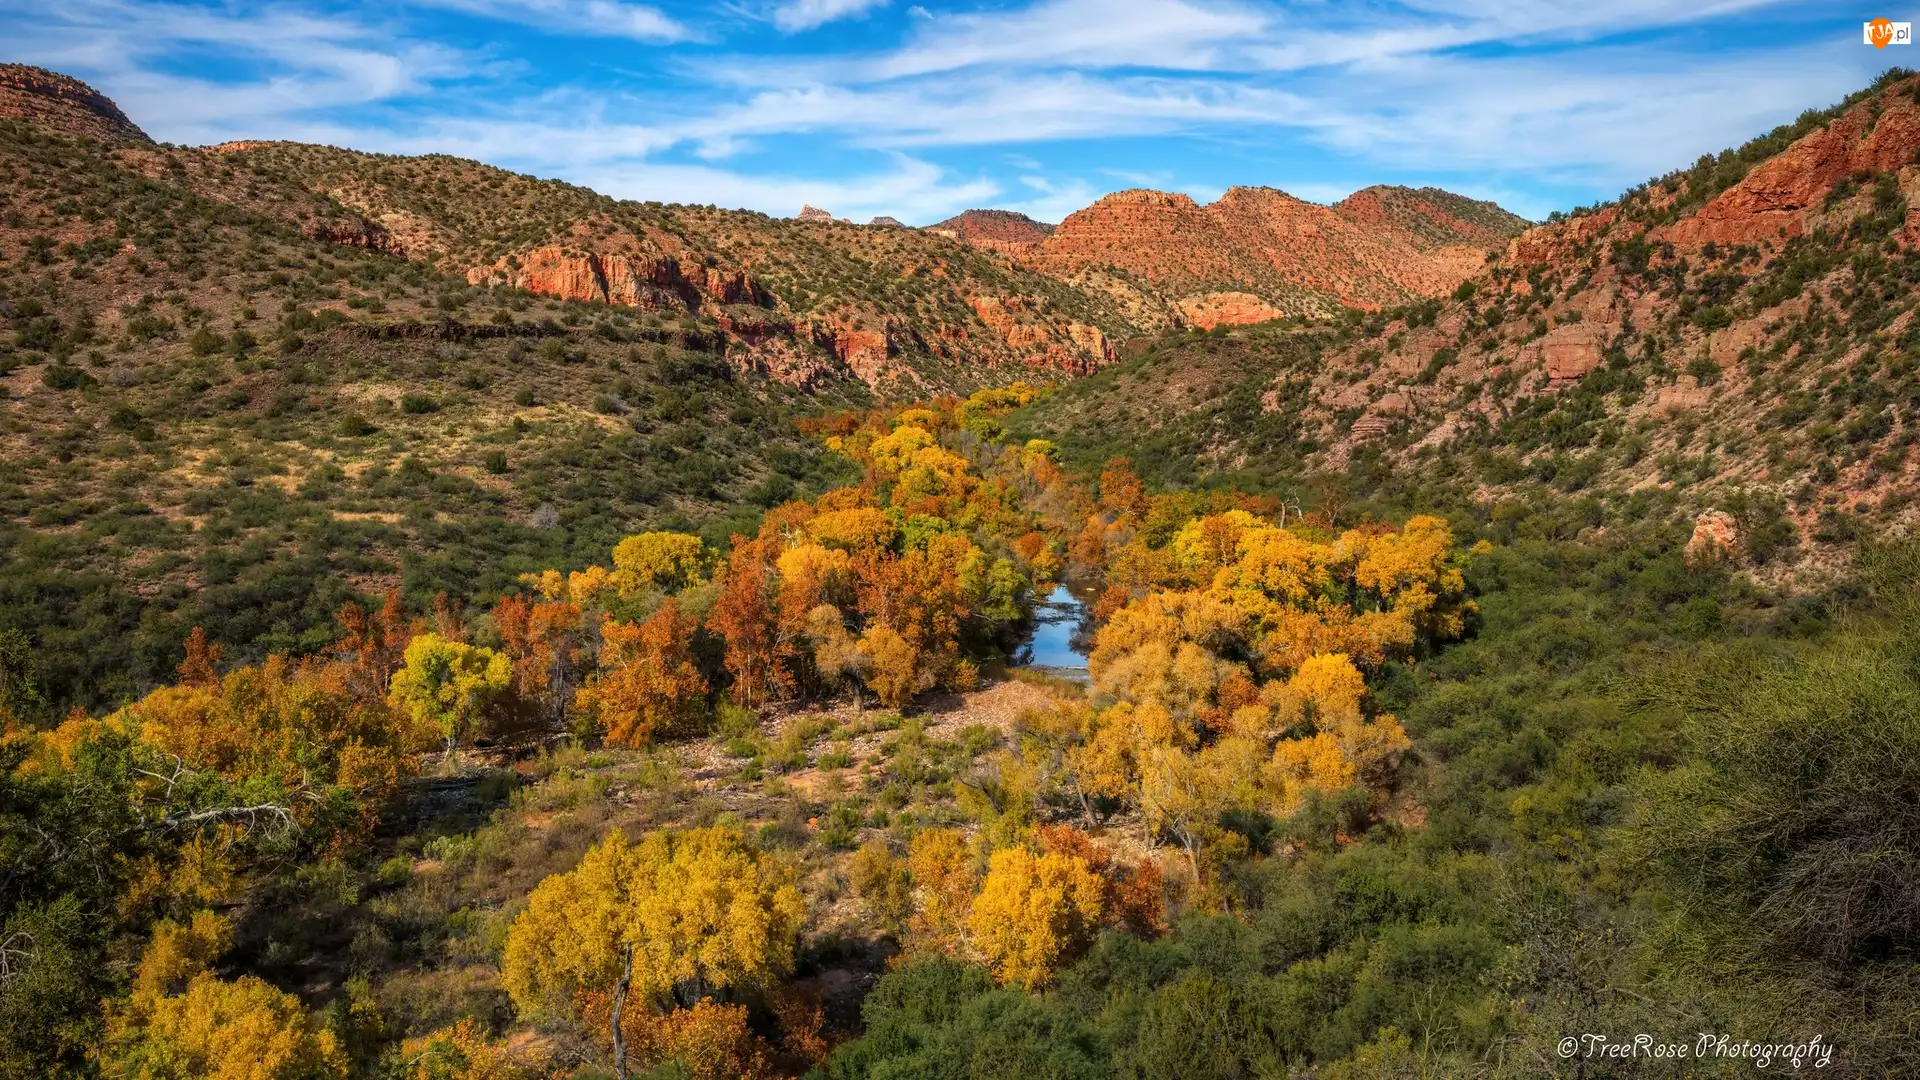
[1527,324,1606,384]
[1685,510,1741,565]
[467,246,765,312]
[811,323,897,385]
[308,216,404,256]
[1662,96,1920,247]
[1505,209,1618,268]
[1176,292,1287,329]
[967,295,1118,372]
[0,64,148,143]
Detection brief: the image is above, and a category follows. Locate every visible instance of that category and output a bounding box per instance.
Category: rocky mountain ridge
[0,64,1534,386]
[1005,69,1920,575]
[1025,184,1527,328]
[927,209,1056,254]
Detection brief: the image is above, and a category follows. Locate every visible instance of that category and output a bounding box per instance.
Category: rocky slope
[0,63,148,144]
[173,143,1138,389]
[1013,70,1920,578]
[1026,184,1528,328]
[926,209,1056,254]
[0,65,1532,385]
[0,80,888,705]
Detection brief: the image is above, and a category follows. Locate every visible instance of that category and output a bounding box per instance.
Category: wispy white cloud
[0,0,470,140]
[571,152,1001,224]
[871,0,1268,80]
[770,0,890,34]
[409,0,693,42]
[0,0,1881,227]
[1288,40,1864,183]
[680,72,1320,153]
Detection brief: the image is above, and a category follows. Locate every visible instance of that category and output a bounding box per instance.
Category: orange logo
[1870,17,1896,47]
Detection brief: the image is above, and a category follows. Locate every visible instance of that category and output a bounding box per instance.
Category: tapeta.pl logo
[1867,18,1912,47]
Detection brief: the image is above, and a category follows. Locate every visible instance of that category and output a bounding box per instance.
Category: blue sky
[0,1,1903,224]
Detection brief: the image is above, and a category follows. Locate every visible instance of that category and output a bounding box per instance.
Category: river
[1013,583,1091,678]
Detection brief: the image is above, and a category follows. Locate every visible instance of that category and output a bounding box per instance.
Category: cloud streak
[770,0,890,34]
[410,0,693,41]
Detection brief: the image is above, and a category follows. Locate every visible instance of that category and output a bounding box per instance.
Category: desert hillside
[8,58,1920,1080]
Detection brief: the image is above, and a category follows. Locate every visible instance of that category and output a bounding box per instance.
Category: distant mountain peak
[926,209,1056,253]
[1030,181,1525,324]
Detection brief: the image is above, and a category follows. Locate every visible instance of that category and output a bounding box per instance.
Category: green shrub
[40,363,93,390]
[188,324,223,356]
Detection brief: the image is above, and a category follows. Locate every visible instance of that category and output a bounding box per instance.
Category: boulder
[1685,510,1741,566]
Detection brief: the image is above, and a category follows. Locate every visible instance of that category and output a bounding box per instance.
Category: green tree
[386,634,511,756]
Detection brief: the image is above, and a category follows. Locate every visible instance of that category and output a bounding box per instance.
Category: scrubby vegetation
[8,374,1919,1077]
[10,63,1920,1080]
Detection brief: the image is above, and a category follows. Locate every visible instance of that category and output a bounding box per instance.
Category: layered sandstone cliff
[466,245,768,312]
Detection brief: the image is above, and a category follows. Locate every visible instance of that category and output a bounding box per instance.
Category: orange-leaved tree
[574,599,708,748]
[707,538,787,708]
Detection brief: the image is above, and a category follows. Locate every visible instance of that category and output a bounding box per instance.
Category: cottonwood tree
[574,600,707,748]
[501,827,806,1080]
[966,846,1104,988]
[386,634,510,757]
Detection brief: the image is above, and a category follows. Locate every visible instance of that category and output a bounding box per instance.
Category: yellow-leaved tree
[387,634,511,757]
[610,532,710,597]
[399,1019,547,1080]
[500,827,807,1080]
[103,911,346,1080]
[966,846,1105,988]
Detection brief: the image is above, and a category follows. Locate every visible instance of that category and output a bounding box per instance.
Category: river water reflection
[1014,583,1091,678]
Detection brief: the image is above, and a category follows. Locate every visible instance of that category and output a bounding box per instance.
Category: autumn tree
[400,1020,547,1080]
[104,911,346,1080]
[387,634,511,756]
[1098,457,1150,521]
[905,827,977,955]
[858,626,929,710]
[490,594,585,726]
[966,845,1105,988]
[707,539,787,708]
[804,604,869,710]
[126,653,430,846]
[176,627,221,687]
[849,839,914,937]
[335,591,410,702]
[611,532,710,597]
[501,827,806,1080]
[1037,824,1167,937]
[617,999,775,1080]
[574,600,708,748]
